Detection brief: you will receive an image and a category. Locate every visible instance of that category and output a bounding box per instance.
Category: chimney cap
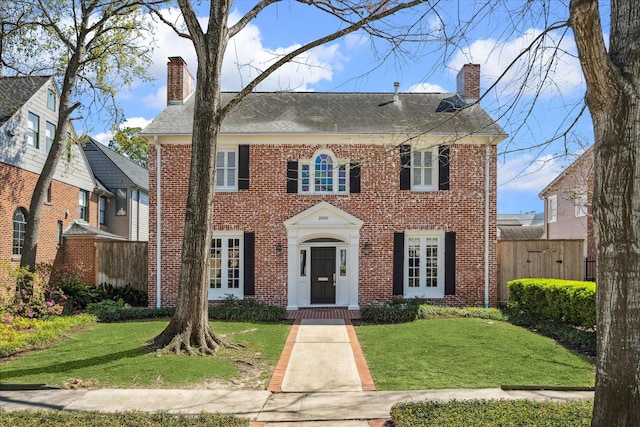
[168,56,187,63]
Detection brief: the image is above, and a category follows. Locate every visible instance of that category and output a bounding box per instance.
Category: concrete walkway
[0,313,595,426]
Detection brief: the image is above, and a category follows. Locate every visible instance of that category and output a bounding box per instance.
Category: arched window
[300,151,348,194]
[13,208,27,256]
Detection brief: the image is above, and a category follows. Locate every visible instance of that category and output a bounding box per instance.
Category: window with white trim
[13,208,27,256]
[79,190,89,221]
[47,89,57,111]
[216,149,237,191]
[208,234,244,299]
[45,122,55,152]
[299,151,349,194]
[575,192,587,217]
[405,231,444,298]
[548,195,558,223]
[27,112,40,148]
[412,146,438,191]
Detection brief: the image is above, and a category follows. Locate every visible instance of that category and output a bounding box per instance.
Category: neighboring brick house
[141,57,507,310]
[0,76,142,291]
[539,147,594,260]
[0,76,101,279]
[82,138,149,241]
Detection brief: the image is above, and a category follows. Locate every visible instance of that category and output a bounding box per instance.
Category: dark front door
[311,247,336,304]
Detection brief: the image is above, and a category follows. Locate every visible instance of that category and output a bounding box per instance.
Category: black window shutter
[444,232,456,295]
[238,145,250,190]
[399,144,411,190]
[393,232,405,296]
[243,232,255,296]
[349,162,361,194]
[439,145,450,191]
[287,161,298,193]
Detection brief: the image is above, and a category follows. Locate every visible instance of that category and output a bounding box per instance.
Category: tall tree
[569,1,640,425]
[109,126,149,168]
[4,0,163,270]
[148,0,436,355]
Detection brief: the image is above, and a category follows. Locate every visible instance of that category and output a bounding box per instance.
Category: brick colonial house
[141,57,507,310]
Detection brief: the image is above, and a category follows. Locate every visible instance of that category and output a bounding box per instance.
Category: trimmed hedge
[508,278,596,330]
[0,411,247,427]
[360,298,506,324]
[391,399,593,427]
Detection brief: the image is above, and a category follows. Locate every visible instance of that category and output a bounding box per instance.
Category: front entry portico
[284,202,363,310]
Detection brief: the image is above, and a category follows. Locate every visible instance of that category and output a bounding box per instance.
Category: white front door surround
[284,202,363,310]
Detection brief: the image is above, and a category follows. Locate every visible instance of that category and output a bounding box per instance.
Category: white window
[575,192,587,217]
[412,147,438,191]
[208,233,244,299]
[47,89,56,111]
[27,112,39,148]
[79,190,89,221]
[405,231,444,298]
[548,195,558,223]
[299,151,349,194]
[216,149,237,191]
[99,196,107,225]
[45,122,55,152]
[12,208,27,256]
[115,189,127,216]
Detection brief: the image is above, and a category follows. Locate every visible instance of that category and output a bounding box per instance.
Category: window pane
[314,154,334,192]
[47,89,56,111]
[340,249,347,276]
[216,150,237,190]
[227,238,240,289]
[27,112,39,148]
[13,209,27,256]
[115,189,127,216]
[408,238,420,287]
[209,239,223,289]
[78,190,89,221]
[45,122,55,152]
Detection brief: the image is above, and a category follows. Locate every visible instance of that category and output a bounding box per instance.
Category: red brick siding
[149,143,498,308]
[0,163,99,296]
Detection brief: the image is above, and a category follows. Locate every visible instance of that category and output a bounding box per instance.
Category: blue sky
[85,1,598,214]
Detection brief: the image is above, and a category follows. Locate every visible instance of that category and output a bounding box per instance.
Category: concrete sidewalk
[0,316,594,426]
[0,387,595,425]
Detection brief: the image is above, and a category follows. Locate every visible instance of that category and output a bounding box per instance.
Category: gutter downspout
[155,137,162,308]
[484,141,492,308]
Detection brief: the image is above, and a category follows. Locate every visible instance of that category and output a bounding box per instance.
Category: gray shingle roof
[497,225,544,241]
[141,91,506,138]
[82,138,148,191]
[63,221,125,240]
[0,76,51,126]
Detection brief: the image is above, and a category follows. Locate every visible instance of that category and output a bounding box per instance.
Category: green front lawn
[356,317,595,390]
[0,320,290,388]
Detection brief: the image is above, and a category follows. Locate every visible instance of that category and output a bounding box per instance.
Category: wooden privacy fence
[497,239,584,304]
[96,241,147,292]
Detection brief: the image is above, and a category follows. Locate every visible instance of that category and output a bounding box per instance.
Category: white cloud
[498,153,563,192]
[448,28,584,98]
[407,82,448,93]
[143,7,343,95]
[142,85,168,110]
[91,117,153,145]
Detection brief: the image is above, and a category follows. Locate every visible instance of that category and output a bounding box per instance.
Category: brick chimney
[456,64,480,100]
[167,56,194,105]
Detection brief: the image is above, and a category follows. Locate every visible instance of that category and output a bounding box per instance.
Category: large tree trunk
[150,0,233,355]
[20,47,82,271]
[570,1,640,425]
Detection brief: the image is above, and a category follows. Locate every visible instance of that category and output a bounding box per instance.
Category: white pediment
[284,201,363,229]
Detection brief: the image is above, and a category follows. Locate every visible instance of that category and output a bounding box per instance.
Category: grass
[0,411,247,426]
[0,320,290,388]
[0,314,96,357]
[356,317,595,390]
[391,399,593,427]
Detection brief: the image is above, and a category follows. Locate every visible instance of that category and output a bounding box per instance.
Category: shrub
[0,265,67,319]
[391,399,593,427]
[508,278,596,330]
[418,304,507,321]
[86,299,174,322]
[94,283,148,307]
[208,296,287,322]
[360,297,422,323]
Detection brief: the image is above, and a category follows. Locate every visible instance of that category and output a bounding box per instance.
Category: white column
[286,232,299,310]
